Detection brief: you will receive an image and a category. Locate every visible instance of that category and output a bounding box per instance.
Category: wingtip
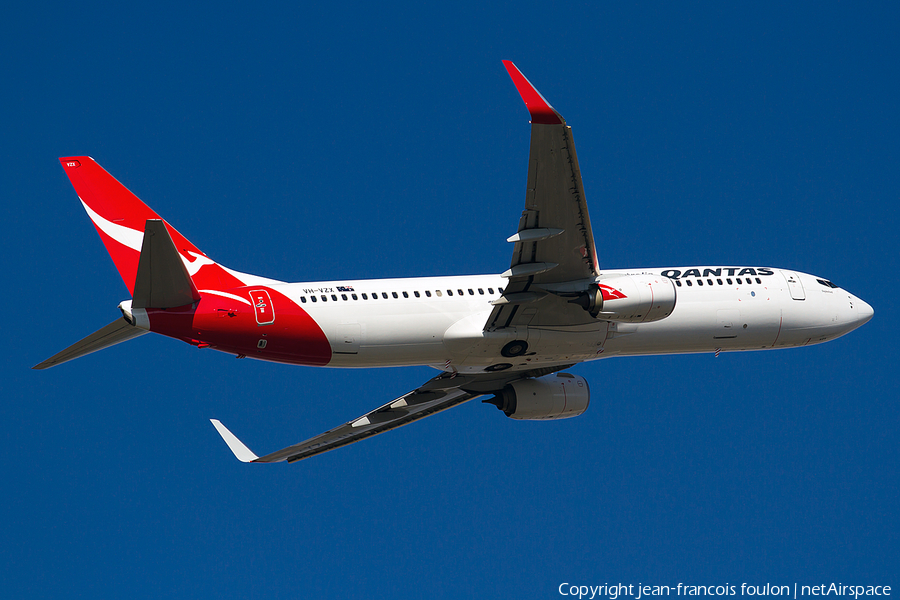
[210,419,259,463]
[502,61,564,125]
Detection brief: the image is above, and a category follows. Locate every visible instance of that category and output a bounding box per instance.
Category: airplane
[35,61,874,464]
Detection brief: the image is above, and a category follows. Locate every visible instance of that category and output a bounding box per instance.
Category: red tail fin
[60,157,245,294]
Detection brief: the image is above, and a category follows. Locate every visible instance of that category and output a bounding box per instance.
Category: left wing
[211,366,570,463]
[212,387,477,463]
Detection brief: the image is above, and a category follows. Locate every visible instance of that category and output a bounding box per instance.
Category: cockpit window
[817,278,839,289]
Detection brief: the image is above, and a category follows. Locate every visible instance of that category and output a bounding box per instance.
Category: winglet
[502,61,565,125]
[210,419,259,462]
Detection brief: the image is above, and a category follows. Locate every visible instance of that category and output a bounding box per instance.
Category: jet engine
[483,373,590,420]
[569,274,676,323]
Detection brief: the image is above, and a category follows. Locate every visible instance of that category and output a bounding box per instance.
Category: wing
[212,375,478,463]
[487,62,601,330]
[211,365,571,463]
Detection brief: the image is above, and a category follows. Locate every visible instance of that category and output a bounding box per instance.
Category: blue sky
[2,1,896,598]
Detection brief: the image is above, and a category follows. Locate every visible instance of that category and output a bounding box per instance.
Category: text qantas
[660,267,775,279]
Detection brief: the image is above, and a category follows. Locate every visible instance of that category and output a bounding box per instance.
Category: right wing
[211,365,571,463]
[487,62,601,330]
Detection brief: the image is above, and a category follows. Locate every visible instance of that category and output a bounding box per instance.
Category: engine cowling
[484,373,590,420]
[591,274,677,323]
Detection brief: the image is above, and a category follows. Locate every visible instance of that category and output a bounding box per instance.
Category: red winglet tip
[502,61,564,125]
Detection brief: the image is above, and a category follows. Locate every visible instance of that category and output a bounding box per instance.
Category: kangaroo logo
[181,250,216,276]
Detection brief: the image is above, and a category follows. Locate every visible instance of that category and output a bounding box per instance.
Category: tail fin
[60,157,244,294]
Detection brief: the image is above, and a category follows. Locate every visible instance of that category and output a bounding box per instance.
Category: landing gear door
[781,271,806,300]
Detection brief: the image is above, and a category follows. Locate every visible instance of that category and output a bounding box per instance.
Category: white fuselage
[259,267,872,374]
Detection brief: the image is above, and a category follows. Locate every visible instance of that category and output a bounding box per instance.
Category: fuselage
[130,266,873,374]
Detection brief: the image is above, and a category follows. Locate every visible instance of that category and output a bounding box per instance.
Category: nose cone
[857,298,874,326]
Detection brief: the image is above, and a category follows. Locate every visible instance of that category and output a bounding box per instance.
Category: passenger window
[321,295,327,302]
[447,290,453,296]
[402,292,409,298]
[499,287,504,293]
[351,294,358,300]
[301,296,307,303]
[755,278,762,284]
[436,290,442,297]
[332,294,338,301]
[686,280,692,287]
[478,288,484,295]
[675,280,682,287]
[382,292,388,299]
[311,296,318,302]
[717,279,723,285]
[727,278,733,285]
[392,292,398,298]
[414,291,420,298]
[488,288,494,294]
[341,294,347,301]
[698,280,704,286]
[458,289,464,296]
[707,279,713,285]
[361,293,368,300]
[425,290,432,297]
[468,289,474,295]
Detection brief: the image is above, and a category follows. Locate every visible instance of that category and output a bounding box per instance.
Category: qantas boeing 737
[35,62,873,463]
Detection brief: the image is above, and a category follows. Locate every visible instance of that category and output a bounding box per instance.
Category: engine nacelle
[592,274,677,323]
[484,373,590,420]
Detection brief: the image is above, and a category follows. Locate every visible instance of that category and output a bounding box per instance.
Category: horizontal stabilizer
[132,219,201,309]
[32,318,147,369]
